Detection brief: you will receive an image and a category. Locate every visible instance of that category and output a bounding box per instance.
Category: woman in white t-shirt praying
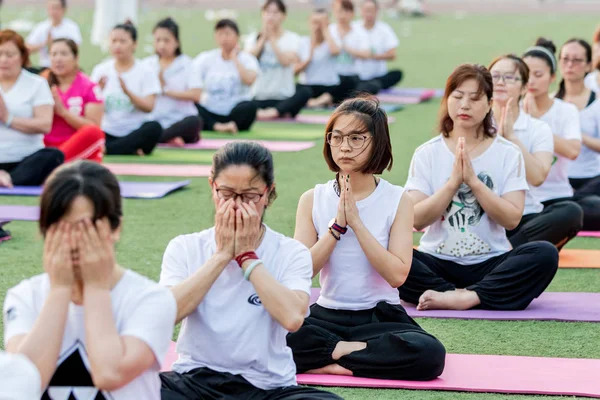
[522,38,600,231]
[194,19,260,134]
[144,18,202,146]
[91,22,163,156]
[399,64,558,311]
[159,142,341,400]
[287,97,446,381]
[246,0,312,120]
[488,55,583,249]
[0,30,63,189]
[3,161,176,399]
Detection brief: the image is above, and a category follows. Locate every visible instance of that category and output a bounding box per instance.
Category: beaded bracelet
[328,227,340,241]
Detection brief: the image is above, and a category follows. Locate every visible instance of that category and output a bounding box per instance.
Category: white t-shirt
[142,54,201,129]
[0,69,54,163]
[406,135,528,265]
[26,18,82,67]
[352,20,399,81]
[244,31,301,101]
[160,226,312,390]
[313,178,404,310]
[91,59,162,137]
[3,270,177,400]
[328,23,369,77]
[298,36,341,86]
[193,49,259,116]
[570,99,600,178]
[0,351,41,400]
[512,111,554,215]
[533,99,582,201]
[584,70,600,93]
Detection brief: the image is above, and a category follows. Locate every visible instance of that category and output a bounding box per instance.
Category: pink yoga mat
[159,139,315,152]
[161,342,600,397]
[297,354,600,398]
[309,288,600,322]
[105,163,211,177]
[257,114,396,124]
[579,230,600,238]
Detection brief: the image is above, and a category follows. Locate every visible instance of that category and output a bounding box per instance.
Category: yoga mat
[0,205,39,222]
[578,230,600,238]
[309,288,600,322]
[105,149,215,165]
[382,87,443,98]
[296,354,600,398]
[105,163,211,177]
[307,104,405,113]
[159,139,315,152]
[202,126,324,141]
[0,180,190,199]
[257,114,396,124]
[161,342,600,397]
[559,249,600,268]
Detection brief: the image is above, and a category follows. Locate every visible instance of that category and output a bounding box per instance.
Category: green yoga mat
[202,123,324,141]
[105,148,215,165]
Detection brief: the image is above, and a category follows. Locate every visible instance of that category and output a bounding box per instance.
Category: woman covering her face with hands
[3,161,176,399]
[287,97,446,381]
[398,64,558,312]
[488,54,583,249]
[159,142,341,400]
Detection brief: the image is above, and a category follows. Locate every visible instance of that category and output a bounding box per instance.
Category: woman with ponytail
[45,39,105,162]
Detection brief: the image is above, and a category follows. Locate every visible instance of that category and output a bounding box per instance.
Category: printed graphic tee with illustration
[405,135,528,265]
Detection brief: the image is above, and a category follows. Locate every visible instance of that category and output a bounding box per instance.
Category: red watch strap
[235,251,259,267]
[332,223,347,234]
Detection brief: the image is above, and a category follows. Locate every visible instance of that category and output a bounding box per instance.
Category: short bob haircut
[0,30,30,68]
[323,96,393,174]
[437,63,496,138]
[488,54,530,101]
[39,161,122,236]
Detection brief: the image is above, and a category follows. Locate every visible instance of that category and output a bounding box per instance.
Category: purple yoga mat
[258,114,396,124]
[309,288,600,322]
[381,87,444,98]
[0,180,190,199]
[159,139,315,152]
[0,205,39,222]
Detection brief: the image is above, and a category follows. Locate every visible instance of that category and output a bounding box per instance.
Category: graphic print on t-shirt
[437,172,494,258]
[42,340,113,400]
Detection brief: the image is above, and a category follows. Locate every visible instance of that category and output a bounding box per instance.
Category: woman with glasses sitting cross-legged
[286,96,446,382]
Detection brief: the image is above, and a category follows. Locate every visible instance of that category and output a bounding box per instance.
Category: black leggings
[507,200,583,249]
[546,195,600,231]
[160,115,202,144]
[399,242,559,310]
[363,69,404,91]
[297,83,344,104]
[104,121,163,155]
[160,367,342,400]
[286,301,446,381]
[570,175,600,197]
[196,101,257,131]
[0,148,64,186]
[253,86,312,118]
[334,75,383,104]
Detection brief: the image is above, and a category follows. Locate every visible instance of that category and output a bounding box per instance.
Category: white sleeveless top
[312,178,404,311]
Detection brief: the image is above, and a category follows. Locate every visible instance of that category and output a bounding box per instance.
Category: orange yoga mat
[559,249,600,269]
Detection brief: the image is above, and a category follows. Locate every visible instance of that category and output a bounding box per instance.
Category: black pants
[286,301,446,381]
[546,195,600,231]
[160,368,342,400]
[161,115,202,143]
[297,83,345,105]
[570,175,600,197]
[253,86,312,118]
[363,70,404,91]
[334,75,383,104]
[507,200,583,249]
[0,148,64,186]
[196,102,257,131]
[104,121,163,155]
[398,242,559,311]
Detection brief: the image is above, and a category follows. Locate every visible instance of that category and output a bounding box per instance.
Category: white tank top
[312,178,404,310]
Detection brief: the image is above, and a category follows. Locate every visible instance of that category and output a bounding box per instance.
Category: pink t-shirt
[44,72,103,147]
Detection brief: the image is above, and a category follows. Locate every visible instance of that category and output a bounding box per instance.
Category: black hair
[39,161,122,235]
[113,20,137,42]
[523,37,557,75]
[262,0,286,14]
[49,0,67,8]
[211,142,277,205]
[154,17,181,56]
[556,38,593,99]
[215,18,240,36]
[47,38,79,87]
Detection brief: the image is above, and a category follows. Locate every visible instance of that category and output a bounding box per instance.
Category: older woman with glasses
[286,97,446,381]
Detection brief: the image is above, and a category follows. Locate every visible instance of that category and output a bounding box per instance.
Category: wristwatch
[328,218,347,235]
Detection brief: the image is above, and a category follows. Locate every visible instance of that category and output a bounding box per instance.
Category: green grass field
[2,5,600,399]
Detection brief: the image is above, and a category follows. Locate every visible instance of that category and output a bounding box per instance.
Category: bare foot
[136,149,145,157]
[308,93,333,109]
[332,341,367,360]
[417,289,481,311]
[0,170,13,188]
[214,121,239,134]
[257,107,280,120]
[306,364,353,376]
[167,137,185,147]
